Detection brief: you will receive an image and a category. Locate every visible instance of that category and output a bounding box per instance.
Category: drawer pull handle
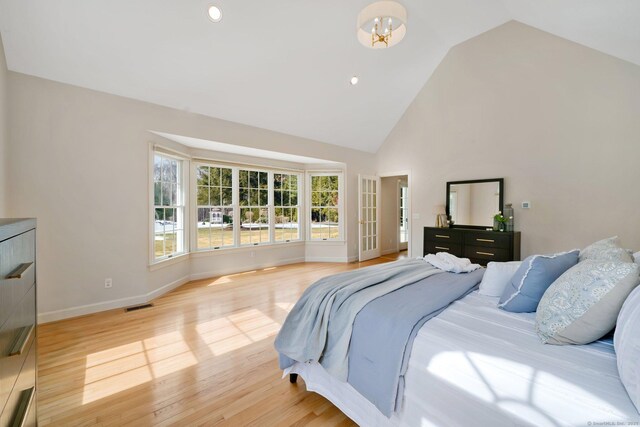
[435,235,450,239]
[7,262,34,280]
[476,238,495,243]
[476,251,495,257]
[435,246,450,251]
[10,386,35,427]
[9,325,34,357]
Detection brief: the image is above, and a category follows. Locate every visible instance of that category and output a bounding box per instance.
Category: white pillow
[634,251,640,264]
[479,261,522,297]
[614,285,640,413]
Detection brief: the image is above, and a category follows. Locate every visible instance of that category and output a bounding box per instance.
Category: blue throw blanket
[275,258,484,417]
[275,258,443,380]
[348,268,484,416]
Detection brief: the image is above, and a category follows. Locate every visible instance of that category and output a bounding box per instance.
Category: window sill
[190,240,305,258]
[148,252,190,271]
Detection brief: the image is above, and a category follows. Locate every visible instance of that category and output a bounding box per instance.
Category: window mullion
[268,171,275,244]
[232,167,240,248]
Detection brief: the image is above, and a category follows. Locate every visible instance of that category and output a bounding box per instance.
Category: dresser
[423,226,521,265]
[0,219,37,427]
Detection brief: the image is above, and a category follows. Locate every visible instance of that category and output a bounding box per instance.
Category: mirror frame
[446,178,504,229]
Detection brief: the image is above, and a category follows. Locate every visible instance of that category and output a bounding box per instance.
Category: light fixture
[350,76,359,85]
[357,1,407,49]
[207,5,222,22]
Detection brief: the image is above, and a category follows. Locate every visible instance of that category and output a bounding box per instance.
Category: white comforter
[288,291,640,426]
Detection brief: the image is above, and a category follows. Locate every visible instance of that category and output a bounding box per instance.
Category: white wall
[0,34,7,216]
[377,21,640,258]
[7,72,375,321]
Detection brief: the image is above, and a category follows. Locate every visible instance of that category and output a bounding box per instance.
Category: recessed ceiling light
[350,76,359,85]
[207,5,222,22]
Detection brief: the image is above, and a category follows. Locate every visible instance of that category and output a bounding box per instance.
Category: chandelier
[357,1,407,49]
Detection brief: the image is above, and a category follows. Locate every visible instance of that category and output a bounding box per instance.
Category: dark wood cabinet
[0,219,37,427]
[423,226,520,265]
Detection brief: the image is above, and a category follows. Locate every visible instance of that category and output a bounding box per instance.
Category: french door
[358,174,380,261]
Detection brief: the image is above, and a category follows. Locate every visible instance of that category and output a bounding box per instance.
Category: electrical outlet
[522,201,531,209]
[104,278,113,288]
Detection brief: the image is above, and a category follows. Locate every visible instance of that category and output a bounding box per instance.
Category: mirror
[446,178,504,229]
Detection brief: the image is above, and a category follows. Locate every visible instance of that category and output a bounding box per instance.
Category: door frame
[379,170,412,258]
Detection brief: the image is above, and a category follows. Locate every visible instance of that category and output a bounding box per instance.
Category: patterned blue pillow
[537,260,640,345]
[498,250,579,312]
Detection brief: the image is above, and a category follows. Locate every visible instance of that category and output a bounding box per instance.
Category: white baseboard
[188,257,305,281]
[38,275,190,324]
[381,249,399,256]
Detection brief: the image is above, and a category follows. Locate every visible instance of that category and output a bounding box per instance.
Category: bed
[276,258,640,426]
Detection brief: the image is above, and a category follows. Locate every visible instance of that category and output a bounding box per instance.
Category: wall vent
[125,303,153,312]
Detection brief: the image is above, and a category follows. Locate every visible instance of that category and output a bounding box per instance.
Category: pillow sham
[614,285,640,413]
[579,236,633,263]
[479,261,522,297]
[536,260,640,345]
[498,250,579,313]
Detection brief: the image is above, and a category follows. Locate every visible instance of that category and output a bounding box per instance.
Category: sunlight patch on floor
[276,302,295,313]
[207,270,259,286]
[82,331,196,405]
[196,308,281,356]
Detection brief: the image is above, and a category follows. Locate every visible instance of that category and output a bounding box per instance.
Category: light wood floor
[38,252,407,426]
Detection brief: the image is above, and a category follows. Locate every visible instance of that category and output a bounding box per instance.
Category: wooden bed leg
[289,373,298,384]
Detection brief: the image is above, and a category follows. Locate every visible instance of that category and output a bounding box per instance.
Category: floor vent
[125,303,153,312]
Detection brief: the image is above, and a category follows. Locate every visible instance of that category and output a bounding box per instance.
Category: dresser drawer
[0,285,36,414]
[0,339,36,427]
[463,231,511,249]
[464,245,509,263]
[424,228,462,244]
[0,230,36,328]
[423,241,463,257]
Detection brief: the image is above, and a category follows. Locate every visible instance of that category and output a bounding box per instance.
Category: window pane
[221,168,232,187]
[210,187,221,206]
[154,156,162,181]
[197,186,209,206]
[259,172,268,189]
[161,183,171,206]
[259,190,268,206]
[239,188,249,206]
[312,176,321,191]
[290,175,298,191]
[249,189,259,205]
[274,190,282,206]
[208,167,219,187]
[196,166,209,186]
[274,174,282,189]
[171,183,178,206]
[290,192,298,206]
[222,188,232,206]
[281,191,290,206]
[239,170,248,188]
[154,182,162,205]
[162,158,172,182]
[249,171,258,188]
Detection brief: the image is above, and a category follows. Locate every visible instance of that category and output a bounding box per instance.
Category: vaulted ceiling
[1,1,638,152]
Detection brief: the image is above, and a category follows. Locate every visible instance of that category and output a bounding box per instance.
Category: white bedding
[288,291,640,426]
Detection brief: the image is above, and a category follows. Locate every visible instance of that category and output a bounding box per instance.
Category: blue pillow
[498,250,579,313]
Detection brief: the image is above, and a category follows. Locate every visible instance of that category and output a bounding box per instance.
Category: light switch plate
[522,201,531,209]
